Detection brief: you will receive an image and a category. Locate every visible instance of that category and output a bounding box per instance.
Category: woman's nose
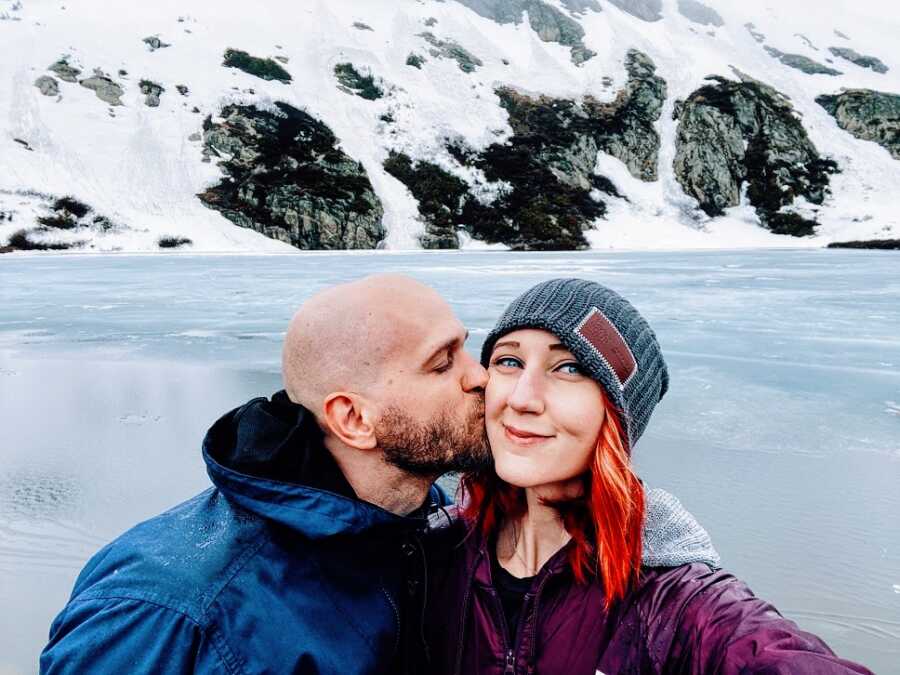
[507,370,544,414]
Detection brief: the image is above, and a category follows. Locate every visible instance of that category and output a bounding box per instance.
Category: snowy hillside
[1,0,898,252]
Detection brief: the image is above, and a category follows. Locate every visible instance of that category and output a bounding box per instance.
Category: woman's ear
[321,392,378,450]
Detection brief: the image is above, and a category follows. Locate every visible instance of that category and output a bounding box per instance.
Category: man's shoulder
[71,487,269,623]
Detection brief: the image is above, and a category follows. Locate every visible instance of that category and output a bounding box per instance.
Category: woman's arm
[644,564,873,675]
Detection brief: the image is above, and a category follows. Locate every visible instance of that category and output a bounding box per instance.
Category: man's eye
[492,356,522,369]
[434,354,454,373]
[555,362,584,376]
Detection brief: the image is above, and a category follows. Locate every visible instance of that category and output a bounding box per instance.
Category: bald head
[282,274,454,412]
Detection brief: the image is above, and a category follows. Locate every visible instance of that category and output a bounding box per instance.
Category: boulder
[34,75,59,96]
[817,89,900,159]
[79,70,124,106]
[48,58,80,82]
[140,79,164,107]
[677,0,723,27]
[198,102,385,249]
[418,31,483,72]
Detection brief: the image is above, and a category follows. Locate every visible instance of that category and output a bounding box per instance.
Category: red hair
[460,388,645,608]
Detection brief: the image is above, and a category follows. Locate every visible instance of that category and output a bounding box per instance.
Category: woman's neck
[496,487,573,578]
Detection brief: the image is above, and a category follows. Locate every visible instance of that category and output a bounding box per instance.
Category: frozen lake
[1,250,899,674]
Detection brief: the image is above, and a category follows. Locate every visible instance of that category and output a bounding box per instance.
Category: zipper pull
[504,649,515,674]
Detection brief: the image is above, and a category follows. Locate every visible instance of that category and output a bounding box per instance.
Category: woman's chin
[493,454,550,489]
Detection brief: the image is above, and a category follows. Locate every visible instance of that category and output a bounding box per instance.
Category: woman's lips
[503,424,553,446]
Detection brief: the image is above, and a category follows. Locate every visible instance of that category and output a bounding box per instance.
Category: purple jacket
[424,496,872,675]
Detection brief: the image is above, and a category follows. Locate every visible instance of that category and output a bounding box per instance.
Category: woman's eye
[556,362,584,376]
[492,356,522,369]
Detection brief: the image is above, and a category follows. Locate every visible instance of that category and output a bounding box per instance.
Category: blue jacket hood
[202,390,423,540]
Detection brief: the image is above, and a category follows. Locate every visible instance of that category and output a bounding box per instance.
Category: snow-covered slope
[1,0,898,251]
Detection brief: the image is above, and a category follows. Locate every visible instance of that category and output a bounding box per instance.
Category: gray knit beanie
[481,278,668,452]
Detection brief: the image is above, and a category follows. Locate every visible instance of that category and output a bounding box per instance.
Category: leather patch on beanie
[574,307,637,389]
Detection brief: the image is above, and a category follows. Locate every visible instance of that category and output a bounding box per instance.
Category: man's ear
[321,392,378,450]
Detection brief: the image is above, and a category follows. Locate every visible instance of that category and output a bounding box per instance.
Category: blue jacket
[41,391,447,674]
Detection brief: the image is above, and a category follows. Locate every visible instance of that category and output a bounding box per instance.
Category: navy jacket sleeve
[40,597,231,674]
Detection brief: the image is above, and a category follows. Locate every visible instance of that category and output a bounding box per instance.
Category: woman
[424,278,871,674]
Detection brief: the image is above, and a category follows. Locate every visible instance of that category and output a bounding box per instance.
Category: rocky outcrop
[561,0,601,14]
[334,63,383,100]
[817,89,900,159]
[674,76,839,235]
[827,47,888,74]
[452,1,594,64]
[139,80,164,107]
[406,53,426,69]
[744,23,765,44]
[222,49,291,83]
[677,0,723,27]
[4,195,115,251]
[79,70,124,105]
[418,31,483,72]
[608,0,662,22]
[383,49,666,250]
[764,46,842,76]
[198,102,384,249]
[34,75,59,96]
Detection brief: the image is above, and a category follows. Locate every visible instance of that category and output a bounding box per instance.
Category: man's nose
[461,351,488,392]
[507,369,544,414]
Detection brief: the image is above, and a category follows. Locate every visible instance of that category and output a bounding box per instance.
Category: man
[41,274,491,674]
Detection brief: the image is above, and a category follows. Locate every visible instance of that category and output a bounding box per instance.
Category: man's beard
[376,397,492,477]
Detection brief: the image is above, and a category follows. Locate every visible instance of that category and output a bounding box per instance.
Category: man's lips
[503,424,554,445]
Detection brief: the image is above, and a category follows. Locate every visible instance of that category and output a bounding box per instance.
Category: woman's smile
[502,423,555,446]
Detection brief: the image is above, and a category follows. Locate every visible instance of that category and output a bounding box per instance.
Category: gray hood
[642,487,721,569]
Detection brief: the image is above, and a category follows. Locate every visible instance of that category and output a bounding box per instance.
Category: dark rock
[452,1,593,65]
[48,57,80,82]
[198,102,384,249]
[334,63,384,100]
[816,89,900,159]
[795,34,818,51]
[223,49,292,83]
[274,55,289,64]
[176,84,189,96]
[406,53,426,69]
[828,47,888,74]
[418,31,483,72]
[764,46,842,75]
[607,0,662,22]
[677,0,722,26]
[143,36,171,51]
[827,238,900,250]
[34,75,59,96]
[139,79,164,107]
[352,21,373,31]
[78,70,124,105]
[834,29,850,40]
[424,17,438,26]
[674,76,838,234]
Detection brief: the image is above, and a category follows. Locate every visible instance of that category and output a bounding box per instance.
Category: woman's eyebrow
[493,340,519,350]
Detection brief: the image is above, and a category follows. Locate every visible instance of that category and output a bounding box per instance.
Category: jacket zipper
[504,648,515,674]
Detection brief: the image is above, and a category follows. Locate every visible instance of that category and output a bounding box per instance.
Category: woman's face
[485,328,605,490]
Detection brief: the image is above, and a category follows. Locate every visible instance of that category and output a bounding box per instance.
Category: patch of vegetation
[52,196,91,218]
[158,235,193,248]
[7,229,78,251]
[223,48,292,83]
[766,212,818,237]
[334,63,383,100]
[827,238,900,250]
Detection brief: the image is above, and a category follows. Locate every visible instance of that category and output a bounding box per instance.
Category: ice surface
[1,250,898,673]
